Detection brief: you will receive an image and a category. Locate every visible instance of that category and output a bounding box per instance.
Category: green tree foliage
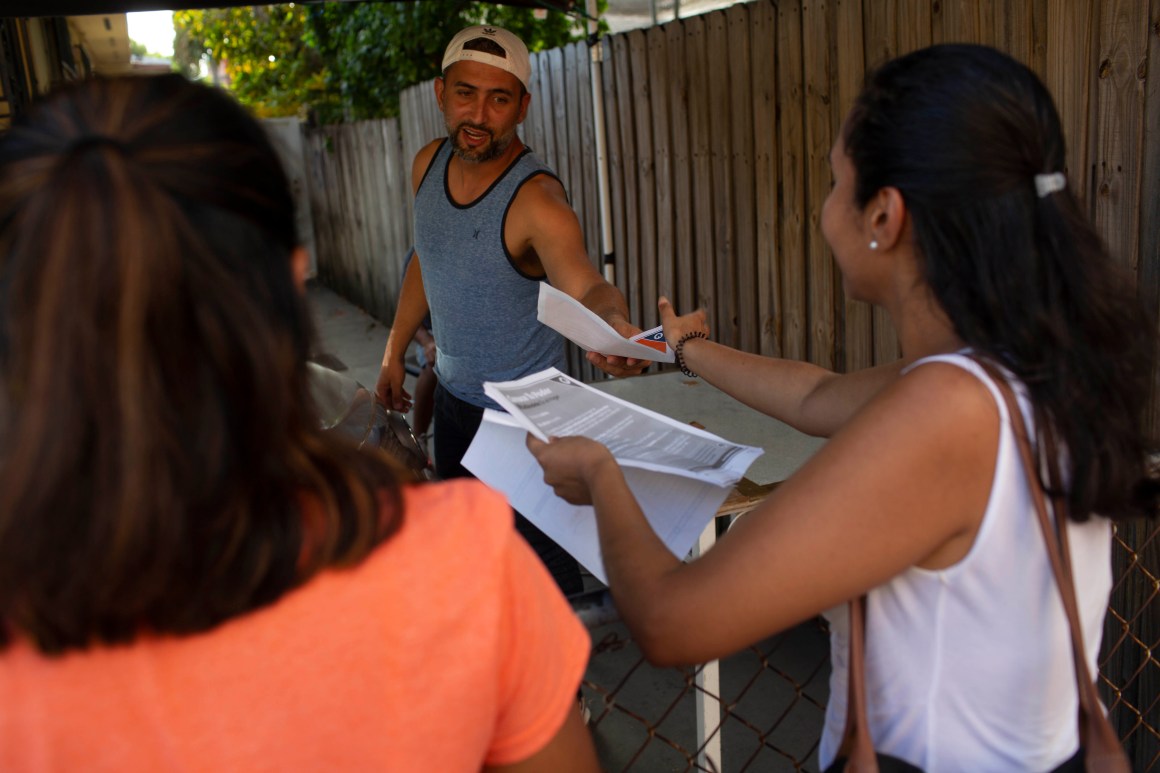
[174,1,592,123]
[174,5,334,119]
[306,2,580,121]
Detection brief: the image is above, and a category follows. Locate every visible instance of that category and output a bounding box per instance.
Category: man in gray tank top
[376,25,647,595]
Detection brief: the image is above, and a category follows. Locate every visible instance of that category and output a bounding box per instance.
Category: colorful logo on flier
[633,326,669,354]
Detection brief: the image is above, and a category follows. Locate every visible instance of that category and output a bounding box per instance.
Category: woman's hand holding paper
[526,434,618,506]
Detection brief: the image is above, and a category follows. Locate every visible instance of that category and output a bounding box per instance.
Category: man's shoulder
[411,139,448,192]
[414,137,447,163]
[511,170,570,215]
[510,147,559,181]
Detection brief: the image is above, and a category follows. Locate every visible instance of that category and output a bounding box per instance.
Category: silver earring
[869,240,879,250]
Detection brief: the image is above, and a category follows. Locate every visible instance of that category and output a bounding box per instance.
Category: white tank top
[819,353,1113,772]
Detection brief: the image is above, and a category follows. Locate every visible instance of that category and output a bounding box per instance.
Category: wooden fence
[305,0,1158,386]
[301,2,1159,765]
[303,119,411,324]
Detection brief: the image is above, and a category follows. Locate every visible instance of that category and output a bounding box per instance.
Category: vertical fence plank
[929,0,947,43]
[340,126,361,303]
[359,122,386,318]
[1046,1,1098,209]
[344,127,362,303]
[565,42,584,212]
[1027,0,1049,80]
[573,41,600,383]
[751,0,781,357]
[524,51,548,158]
[400,80,442,171]
[612,33,643,320]
[314,128,336,292]
[329,126,352,301]
[550,47,587,381]
[399,85,418,176]
[602,34,631,307]
[803,0,836,368]
[628,30,658,329]
[423,82,443,146]
[707,11,738,348]
[325,130,345,294]
[978,0,1002,49]
[304,133,330,284]
[862,0,895,68]
[575,41,600,269]
[377,120,404,319]
[936,0,980,44]
[355,123,377,317]
[896,0,932,56]
[549,47,570,194]
[348,126,373,309]
[835,0,872,373]
[686,15,717,327]
[539,50,560,171]
[306,133,326,280]
[564,42,585,216]
[318,127,339,292]
[349,125,371,312]
[666,21,696,320]
[1000,0,1032,69]
[727,4,758,354]
[777,0,808,362]
[383,119,410,267]
[1092,0,1148,273]
[645,29,673,330]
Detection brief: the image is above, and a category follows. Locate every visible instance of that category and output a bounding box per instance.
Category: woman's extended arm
[528,361,998,667]
[659,298,905,437]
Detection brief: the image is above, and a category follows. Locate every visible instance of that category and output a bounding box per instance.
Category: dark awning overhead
[2,0,577,18]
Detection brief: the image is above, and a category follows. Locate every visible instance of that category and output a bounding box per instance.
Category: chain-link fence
[576,517,1159,772]
[1101,519,1160,770]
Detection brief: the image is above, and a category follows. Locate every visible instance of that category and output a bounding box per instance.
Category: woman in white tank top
[528,44,1157,771]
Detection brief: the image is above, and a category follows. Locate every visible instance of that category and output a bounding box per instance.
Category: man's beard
[447,120,517,163]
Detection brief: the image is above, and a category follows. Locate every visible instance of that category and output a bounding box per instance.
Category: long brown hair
[0,75,403,654]
[843,45,1158,522]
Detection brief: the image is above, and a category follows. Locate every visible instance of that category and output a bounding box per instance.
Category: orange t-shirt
[0,480,590,771]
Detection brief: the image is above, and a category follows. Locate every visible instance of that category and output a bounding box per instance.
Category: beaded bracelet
[675,331,708,377]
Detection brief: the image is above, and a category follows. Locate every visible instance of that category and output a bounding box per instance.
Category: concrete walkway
[307,280,396,396]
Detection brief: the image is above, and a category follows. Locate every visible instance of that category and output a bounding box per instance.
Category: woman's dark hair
[0,75,404,654]
[843,44,1157,521]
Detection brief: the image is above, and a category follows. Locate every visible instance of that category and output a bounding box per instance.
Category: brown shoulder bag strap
[835,595,878,772]
[974,357,1128,772]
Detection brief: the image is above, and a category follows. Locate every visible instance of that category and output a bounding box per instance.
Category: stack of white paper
[463,368,762,583]
[536,282,675,363]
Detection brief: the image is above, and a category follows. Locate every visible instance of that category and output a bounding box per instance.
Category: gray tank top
[414,139,565,409]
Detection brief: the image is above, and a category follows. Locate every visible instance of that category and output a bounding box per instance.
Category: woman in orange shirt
[0,74,596,773]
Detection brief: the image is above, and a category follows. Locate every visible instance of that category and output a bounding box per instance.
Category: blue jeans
[434,383,583,596]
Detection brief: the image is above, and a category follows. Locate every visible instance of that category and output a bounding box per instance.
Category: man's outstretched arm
[512,175,648,378]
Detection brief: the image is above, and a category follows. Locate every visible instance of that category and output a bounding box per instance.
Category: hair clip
[1034,172,1066,198]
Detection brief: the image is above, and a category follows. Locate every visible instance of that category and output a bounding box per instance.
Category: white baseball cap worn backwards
[441,25,532,91]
